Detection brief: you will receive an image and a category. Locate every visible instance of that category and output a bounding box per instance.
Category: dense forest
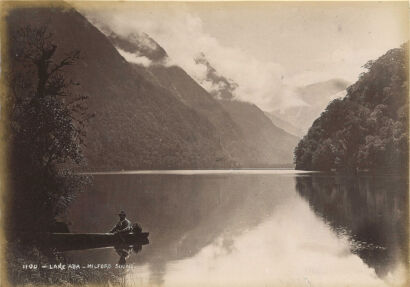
[294,44,408,172]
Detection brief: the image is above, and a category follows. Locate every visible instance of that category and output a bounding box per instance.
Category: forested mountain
[7,5,235,170]
[142,65,249,164]
[147,65,299,166]
[7,4,298,170]
[294,45,408,172]
[100,27,299,166]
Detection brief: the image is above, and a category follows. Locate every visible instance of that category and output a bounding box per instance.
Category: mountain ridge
[7,5,238,170]
[100,26,299,166]
[7,4,299,169]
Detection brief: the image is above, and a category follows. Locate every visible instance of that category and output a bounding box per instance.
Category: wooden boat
[19,231,149,251]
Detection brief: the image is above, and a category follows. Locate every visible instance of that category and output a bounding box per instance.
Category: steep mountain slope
[7,3,300,169]
[264,111,304,137]
[190,54,299,165]
[107,31,299,166]
[149,66,299,166]
[294,45,408,171]
[220,100,299,166]
[147,65,260,163]
[6,4,235,170]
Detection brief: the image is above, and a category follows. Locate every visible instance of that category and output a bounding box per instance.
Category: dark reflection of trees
[295,174,408,278]
[67,174,294,285]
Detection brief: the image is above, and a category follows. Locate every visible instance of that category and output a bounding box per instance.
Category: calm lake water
[67,170,408,287]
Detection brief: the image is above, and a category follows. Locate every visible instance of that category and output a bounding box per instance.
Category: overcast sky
[78,1,408,112]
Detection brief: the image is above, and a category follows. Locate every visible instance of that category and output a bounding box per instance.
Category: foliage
[6,25,92,231]
[294,44,408,172]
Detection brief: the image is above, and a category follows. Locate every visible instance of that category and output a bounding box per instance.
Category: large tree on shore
[6,25,92,231]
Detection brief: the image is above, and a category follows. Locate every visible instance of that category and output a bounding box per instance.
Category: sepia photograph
[0,1,408,286]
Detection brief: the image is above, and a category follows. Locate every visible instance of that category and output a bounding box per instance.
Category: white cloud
[81,6,304,112]
[79,2,407,113]
[116,48,152,67]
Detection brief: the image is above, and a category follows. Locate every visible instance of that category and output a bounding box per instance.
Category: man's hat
[118,210,126,216]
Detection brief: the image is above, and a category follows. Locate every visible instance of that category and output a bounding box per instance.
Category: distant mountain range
[7,4,299,170]
[268,79,350,134]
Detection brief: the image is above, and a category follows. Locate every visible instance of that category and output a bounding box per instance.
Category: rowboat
[19,231,149,251]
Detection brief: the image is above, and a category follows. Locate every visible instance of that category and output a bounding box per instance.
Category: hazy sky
[79,1,408,111]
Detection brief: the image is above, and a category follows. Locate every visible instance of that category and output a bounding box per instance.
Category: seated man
[110,211,144,265]
[109,210,132,234]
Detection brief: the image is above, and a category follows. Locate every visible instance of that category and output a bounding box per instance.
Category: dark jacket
[110,218,132,233]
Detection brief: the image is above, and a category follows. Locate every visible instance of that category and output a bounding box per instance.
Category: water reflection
[295,174,408,278]
[67,171,407,286]
[133,202,385,287]
[68,174,294,267]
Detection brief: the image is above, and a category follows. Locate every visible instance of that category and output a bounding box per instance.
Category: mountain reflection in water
[67,171,407,286]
